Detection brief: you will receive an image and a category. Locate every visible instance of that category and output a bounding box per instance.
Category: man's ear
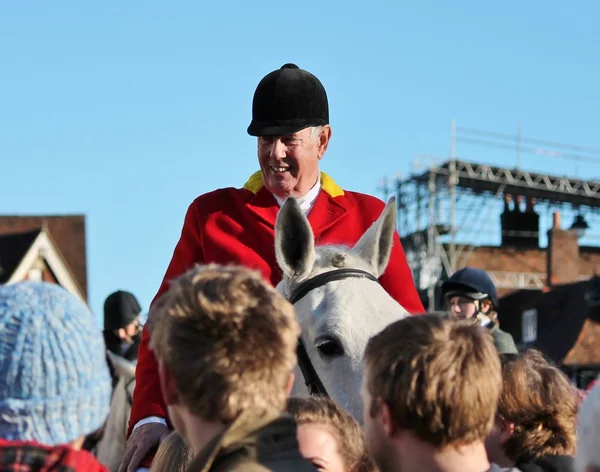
[499,422,515,444]
[379,399,396,437]
[158,361,180,406]
[285,372,295,396]
[317,125,332,159]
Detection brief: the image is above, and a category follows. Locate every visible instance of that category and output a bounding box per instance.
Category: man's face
[257,126,328,199]
[124,317,141,338]
[361,371,392,471]
[447,295,478,320]
[158,361,185,438]
[117,317,141,342]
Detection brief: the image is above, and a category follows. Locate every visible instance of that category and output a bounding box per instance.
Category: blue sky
[1,1,599,324]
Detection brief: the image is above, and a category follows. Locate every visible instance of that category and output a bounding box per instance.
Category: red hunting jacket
[128,171,424,436]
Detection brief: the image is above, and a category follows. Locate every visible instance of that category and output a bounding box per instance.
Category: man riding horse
[120,63,424,471]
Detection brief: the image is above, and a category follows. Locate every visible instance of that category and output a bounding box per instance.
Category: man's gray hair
[256,125,324,143]
[575,380,600,472]
[310,125,324,141]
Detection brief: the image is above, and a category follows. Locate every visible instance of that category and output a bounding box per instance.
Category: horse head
[275,196,409,421]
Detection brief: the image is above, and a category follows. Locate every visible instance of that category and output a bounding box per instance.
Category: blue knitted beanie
[0,282,112,446]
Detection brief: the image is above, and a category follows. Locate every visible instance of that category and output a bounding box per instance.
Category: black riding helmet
[103,290,142,331]
[247,63,329,137]
[441,267,499,309]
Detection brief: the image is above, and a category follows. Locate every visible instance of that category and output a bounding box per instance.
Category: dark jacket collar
[188,409,295,472]
[516,455,574,472]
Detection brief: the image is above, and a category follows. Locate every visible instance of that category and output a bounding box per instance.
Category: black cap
[104,290,142,330]
[247,63,329,137]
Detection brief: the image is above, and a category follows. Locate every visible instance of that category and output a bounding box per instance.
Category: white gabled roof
[7,230,86,304]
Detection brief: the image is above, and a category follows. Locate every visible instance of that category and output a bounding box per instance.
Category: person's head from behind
[576,380,600,472]
[287,396,377,472]
[150,264,300,449]
[486,349,578,467]
[441,267,498,327]
[362,314,502,472]
[0,282,111,448]
[248,63,332,199]
[150,431,193,472]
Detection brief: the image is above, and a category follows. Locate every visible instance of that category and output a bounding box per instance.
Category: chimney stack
[500,193,539,248]
[547,211,579,286]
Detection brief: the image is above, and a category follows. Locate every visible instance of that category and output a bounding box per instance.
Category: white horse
[275,196,410,421]
[96,351,137,472]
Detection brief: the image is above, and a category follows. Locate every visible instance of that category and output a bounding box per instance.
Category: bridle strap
[289,268,379,305]
[297,337,329,396]
[288,268,380,397]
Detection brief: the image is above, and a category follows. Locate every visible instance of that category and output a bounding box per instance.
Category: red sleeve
[127,201,204,437]
[379,229,425,315]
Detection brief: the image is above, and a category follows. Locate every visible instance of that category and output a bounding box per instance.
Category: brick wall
[453,244,600,297]
[450,246,546,298]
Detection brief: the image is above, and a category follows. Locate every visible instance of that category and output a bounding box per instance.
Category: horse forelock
[282,245,372,290]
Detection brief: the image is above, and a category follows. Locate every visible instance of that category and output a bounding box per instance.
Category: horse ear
[106,350,136,379]
[275,197,316,279]
[352,197,398,277]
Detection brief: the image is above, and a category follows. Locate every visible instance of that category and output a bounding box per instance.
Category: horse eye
[316,337,344,357]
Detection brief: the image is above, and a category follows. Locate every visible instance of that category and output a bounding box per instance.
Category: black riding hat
[441,267,499,309]
[247,63,329,137]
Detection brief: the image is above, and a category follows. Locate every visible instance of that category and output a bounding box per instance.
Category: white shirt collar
[273,173,321,214]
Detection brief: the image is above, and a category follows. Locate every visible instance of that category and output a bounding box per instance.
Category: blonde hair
[287,397,377,472]
[497,350,578,461]
[363,314,502,449]
[150,431,193,472]
[150,264,300,423]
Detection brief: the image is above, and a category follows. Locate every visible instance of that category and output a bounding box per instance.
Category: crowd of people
[1,63,599,472]
[0,265,598,472]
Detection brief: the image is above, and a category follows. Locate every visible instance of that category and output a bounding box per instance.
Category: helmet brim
[247,119,328,137]
[441,281,489,301]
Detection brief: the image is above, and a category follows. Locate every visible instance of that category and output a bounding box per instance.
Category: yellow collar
[243,170,344,198]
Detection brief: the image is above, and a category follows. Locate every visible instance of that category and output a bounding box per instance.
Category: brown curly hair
[287,397,378,472]
[497,349,578,461]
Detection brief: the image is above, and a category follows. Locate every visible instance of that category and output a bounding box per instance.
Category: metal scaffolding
[382,121,600,310]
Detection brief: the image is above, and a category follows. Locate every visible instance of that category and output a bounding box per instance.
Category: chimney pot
[514,195,523,213]
[553,212,561,229]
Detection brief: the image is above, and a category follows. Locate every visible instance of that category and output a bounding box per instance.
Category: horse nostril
[316,337,344,357]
